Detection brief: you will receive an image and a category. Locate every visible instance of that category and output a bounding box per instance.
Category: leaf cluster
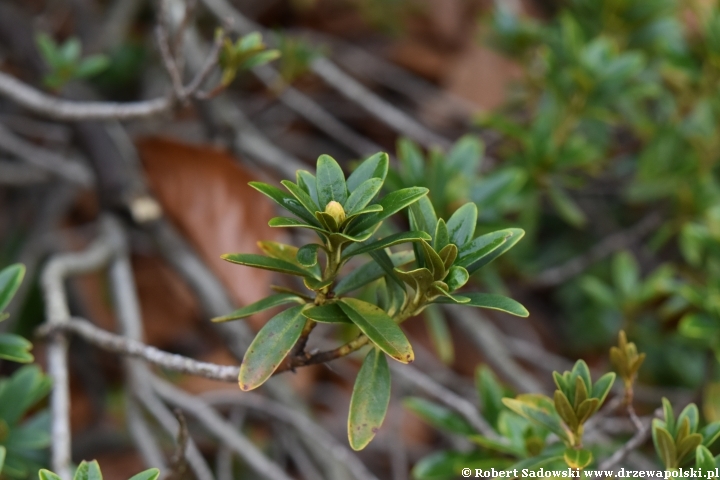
[36,33,110,90]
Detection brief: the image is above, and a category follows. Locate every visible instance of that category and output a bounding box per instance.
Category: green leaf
[420,240,446,281]
[0,365,51,424]
[696,445,716,471]
[128,469,161,480]
[39,470,63,480]
[334,250,414,295]
[424,304,454,364]
[222,253,314,278]
[434,292,529,317]
[412,450,501,480]
[302,304,352,323]
[663,397,676,435]
[316,154,348,206]
[502,395,570,443]
[297,170,319,205]
[75,55,110,78]
[0,445,5,475]
[458,229,524,274]
[548,184,586,228]
[212,293,305,323]
[241,49,280,70]
[346,153,389,192]
[268,216,328,234]
[554,390,579,431]
[73,460,102,480]
[338,298,414,363]
[281,180,320,215]
[572,360,593,396]
[446,203,478,247]
[349,187,429,235]
[250,182,321,226]
[238,305,306,390]
[409,196,438,236]
[60,38,81,64]
[564,448,593,469]
[590,372,616,405]
[612,251,640,299]
[433,219,449,252]
[701,421,720,447]
[446,266,470,292]
[348,348,391,450]
[342,231,431,260]
[0,264,25,313]
[344,178,382,214]
[438,244,458,272]
[36,33,60,69]
[297,244,321,267]
[447,134,483,176]
[678,404,700,436]
[0,333,33,363]
[397,138,424,182]
[404,397,474,435]
[654,422,677,469]
[476,366,505,428]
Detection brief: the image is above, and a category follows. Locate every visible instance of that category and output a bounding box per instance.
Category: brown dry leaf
[137,137,282,326]
[442,42,523,111]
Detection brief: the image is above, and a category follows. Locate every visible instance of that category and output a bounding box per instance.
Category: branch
[36,317,240,382]
[0,71,174,120]
[201,390,382,480]
[40,218,119,480]
[597,411,656,471]
[531,212,663,287]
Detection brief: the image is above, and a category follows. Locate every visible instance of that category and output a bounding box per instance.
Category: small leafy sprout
[215,151,529,450]
[652,398,720,469]
[610,330,646,404]
[36,33,110,90]
[39,460,160,480]
[275,33,321,83]
[218,31,280,87]
[0,264,32,363]
[503,360,615,470]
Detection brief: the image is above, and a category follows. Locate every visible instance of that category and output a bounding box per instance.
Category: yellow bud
[324,201,346,225]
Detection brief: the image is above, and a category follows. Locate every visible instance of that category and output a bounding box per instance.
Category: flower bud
[324,201,346,225]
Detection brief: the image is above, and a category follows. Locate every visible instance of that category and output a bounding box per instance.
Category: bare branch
[40,218,119,479]
[0,71,174,120]
[201,390,382,480]
[37,317,240,382]
[597,411,656,471]
[532,212,663,287]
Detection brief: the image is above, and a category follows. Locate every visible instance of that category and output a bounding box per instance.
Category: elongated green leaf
[268,217,329,236]
[281,180,320,214]
[0,445,5,474]
[409,196,438,237]
[701,421,720,447]
[348,348,391,450]
[349,187,429,235]
[548,184,586,228]
[477,366,505,428]
[344,178,382,214]
[446,203,478,247]
[238,305,306,390]
[424,304,454,364]
[456,231,510,270]
[339,298,414,363]
[403,397,474,435]
[554,390,578,431]
[259,241,321,278]
[654,423,677,469]
[249,182,321,226]
[297,170,319,205]
[0,333,33,363]
[447,134,483,176]
[343,231,431,260]
[0,264,25,314]
[591,372,616,404]
[335,250,414,295]
[212,294,305,323]
[434,292,529,317]
[222,253,314,278]
[316,154,348,206]
[420,240,445,281]
[397,138,424,183]
[696,445,716,471]
[128,469,161,480]
[346,152,389,192]
[464,228,524,274]
[302,304,352,323]
[433,219,449,252]
[73,460,102,480]
[0,365,51,424]
[502,396,570,443]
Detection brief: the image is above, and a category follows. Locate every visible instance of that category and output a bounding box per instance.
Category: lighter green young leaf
[128,469,161,480]
[346,152,389,192]
[39,470,63,480]
[316,155,348,206]
[344,178,383,214]
[73,460,102,480]
[446,203,478,247]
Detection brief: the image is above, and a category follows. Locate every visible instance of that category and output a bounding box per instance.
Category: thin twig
[532,212,663,287]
